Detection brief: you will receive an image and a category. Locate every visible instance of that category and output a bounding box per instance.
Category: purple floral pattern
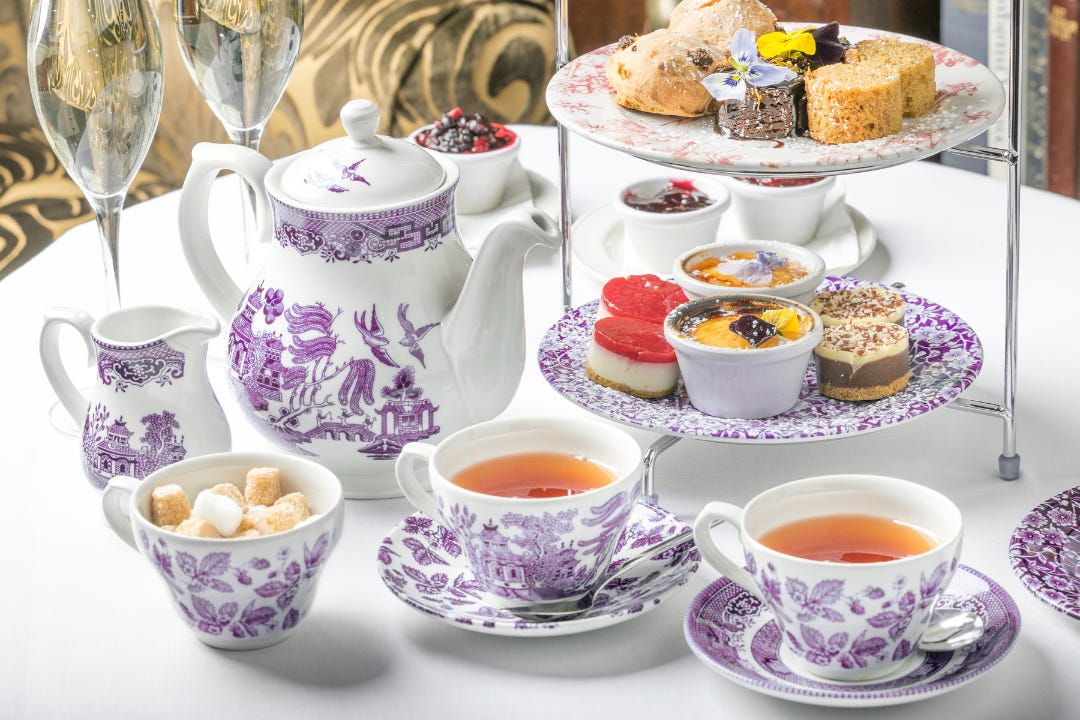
[377,500,700,636]
[684,565,1021,707]
[139,529,333,641]
[1009,485,1080,620]
[747,552,955,673]
[81,403,187,489]
[547,25,1004,175]
[95,337,185,390]
[537,277,982,441]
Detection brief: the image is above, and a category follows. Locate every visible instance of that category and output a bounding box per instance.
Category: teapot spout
[442,209,559,422]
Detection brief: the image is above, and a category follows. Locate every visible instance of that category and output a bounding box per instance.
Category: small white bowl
[672,240,826,305]
[614,177,731,272]
[664,294,823,419]
[409,122,520,215]
[723,175,836,245]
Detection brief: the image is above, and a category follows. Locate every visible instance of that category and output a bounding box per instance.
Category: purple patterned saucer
[538,277,982,442]
[377,499,699,636]
[684,565,1020,708]
[1009,485,1080,619]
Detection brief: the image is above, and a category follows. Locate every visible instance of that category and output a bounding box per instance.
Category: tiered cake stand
[547,2,1022,483]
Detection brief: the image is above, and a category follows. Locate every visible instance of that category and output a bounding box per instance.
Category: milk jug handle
[178,142,274,320]
[39,308,94,426]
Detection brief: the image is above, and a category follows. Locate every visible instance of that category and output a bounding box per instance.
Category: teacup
[395,416,642,606]
[102,451,345,650]
[693,474,962,682]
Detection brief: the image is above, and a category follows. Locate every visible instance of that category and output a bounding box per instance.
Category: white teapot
[178,99,558,498]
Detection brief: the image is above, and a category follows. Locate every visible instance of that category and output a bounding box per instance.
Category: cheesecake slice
[586,316,679,398]
[598,274,689,324]
[812,285,905,327]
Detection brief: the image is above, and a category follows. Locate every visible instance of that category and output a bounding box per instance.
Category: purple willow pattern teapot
[178,99,559,498]
[40,305,230,489]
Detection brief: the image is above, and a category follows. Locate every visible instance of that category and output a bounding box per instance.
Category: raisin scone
[605,29,724,117]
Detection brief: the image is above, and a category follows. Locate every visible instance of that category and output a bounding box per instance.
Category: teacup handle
[102,475,140,550]
[693,501,765,601]
[178,142,273,320]
[39,307,95,426]
[395,442,440,519]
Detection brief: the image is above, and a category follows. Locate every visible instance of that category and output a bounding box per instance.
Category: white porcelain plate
[377,499,699,636]
[684,565,1020,708]
[537,276,982,443]
[546,25,1005,176]
[573,180,874,279]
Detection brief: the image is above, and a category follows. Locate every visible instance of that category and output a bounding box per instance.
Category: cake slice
[812,286,905,327]
[815,322,910,401]
[586,316,679,398]
[847,38,936,117]
[804,62,902,144]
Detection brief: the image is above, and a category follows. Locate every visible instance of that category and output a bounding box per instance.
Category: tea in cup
[102,451,344,650]
[693,474,962,681]
[395,416,642,606]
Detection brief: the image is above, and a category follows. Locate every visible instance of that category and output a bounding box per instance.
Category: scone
[812,286,905,327]
[846,38,936,117]
[668,0,779,52]
[605,29,724,117]
[815,322,910,401]
[804,62,902,144]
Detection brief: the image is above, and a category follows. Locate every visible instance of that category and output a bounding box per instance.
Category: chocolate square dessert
[715,77,807,140]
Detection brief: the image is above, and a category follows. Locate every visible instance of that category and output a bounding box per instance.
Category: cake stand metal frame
[553,0,1023,486]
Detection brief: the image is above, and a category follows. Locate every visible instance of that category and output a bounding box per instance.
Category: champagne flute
[174,0,303,265]
[27,0,165,310]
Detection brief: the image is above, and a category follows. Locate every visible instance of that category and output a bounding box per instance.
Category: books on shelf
[1024,0,1051,190]
[1047,0,1080,197]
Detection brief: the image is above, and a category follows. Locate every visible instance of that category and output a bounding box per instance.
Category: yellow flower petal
[760,308,802,338]
[757,29,818,59]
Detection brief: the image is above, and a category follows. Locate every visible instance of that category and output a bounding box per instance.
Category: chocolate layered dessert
[715,77,807,139]
[815,322,910,401]
[812,285,905,327]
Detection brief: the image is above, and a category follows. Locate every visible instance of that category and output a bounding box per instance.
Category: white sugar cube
[191,490,244,537]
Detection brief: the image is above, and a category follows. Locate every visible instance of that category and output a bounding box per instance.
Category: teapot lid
[280,99,445,208]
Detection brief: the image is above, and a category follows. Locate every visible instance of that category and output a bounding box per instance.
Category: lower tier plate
[537,277,982,443]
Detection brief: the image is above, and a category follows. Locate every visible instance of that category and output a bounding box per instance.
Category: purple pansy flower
[713,250,788,286]
[701,29,797,102]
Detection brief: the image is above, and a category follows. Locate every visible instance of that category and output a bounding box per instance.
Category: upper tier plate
[546,25,1005,176]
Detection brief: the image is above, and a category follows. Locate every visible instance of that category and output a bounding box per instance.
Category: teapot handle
[39,307,94,426]
[178,142,274,320]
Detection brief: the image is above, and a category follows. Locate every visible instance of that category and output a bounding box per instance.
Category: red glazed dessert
[599,274,689,324]
[586,316,679,398]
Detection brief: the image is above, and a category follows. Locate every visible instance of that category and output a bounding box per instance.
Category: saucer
[377,499,699,637]
[1009,485,1080,620]
[457,158,558,255]
[684,564,1020,708]
[572,181,875,280]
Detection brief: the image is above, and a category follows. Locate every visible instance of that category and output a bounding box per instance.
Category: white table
[4,126,1079,719]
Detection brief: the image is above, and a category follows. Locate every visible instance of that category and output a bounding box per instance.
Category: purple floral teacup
[102,451,344,650]
[395,416,642,608]
[693,474,962,682]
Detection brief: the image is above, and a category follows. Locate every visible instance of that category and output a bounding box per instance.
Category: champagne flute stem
[228,127,264,267]
[90,193,125,311]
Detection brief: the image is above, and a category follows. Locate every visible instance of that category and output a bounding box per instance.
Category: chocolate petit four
[586,316,679,398]
[812,285,905,327]
[715,77,807,139]
[815,322,910,401]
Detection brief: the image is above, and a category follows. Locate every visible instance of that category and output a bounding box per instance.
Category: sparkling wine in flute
[174,0,303,136]
[27,0,164,308]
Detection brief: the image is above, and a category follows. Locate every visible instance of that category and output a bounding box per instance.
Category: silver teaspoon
[919,607,985,652]
[502,526,696,623]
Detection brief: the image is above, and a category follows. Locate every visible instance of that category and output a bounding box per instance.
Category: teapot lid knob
[341,99,381,147]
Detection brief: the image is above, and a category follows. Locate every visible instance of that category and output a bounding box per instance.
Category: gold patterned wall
[0,0,556,279]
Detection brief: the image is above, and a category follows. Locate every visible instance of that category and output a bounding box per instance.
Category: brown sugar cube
[244,467,281,506]
[151,484,191,527]
[232,510,262,537]
[174,518,222,538]
[274,492,311,523]
[805,62,902,144]
[209,482,247,510]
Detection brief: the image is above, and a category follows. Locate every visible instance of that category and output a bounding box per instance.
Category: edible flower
[701,29,797,102]
[713,251,788,286]
[757,22,845,69]
[760,307,802,339]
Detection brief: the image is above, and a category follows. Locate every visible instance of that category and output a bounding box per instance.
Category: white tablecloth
[3,126,1079,719]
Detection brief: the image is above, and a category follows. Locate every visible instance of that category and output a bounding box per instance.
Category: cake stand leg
[555,0,572,311]
[642,434,681,504]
